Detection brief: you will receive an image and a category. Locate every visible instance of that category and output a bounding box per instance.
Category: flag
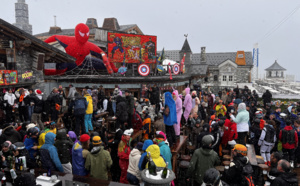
[158,48,165,64]
[180,53,186,73]
[168,62,172,80]
[139,46,142,64]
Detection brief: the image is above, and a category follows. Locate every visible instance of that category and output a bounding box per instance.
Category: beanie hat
[158,131,167,141]
[92,136,102,145]
[2,141,12,148]
[202,135,214,147]
[233,144,247,156]
[156,134,165,140]
[35,89,43,95]
[136,142,143,151]
[80,134,90,142]
[123,128,134,136]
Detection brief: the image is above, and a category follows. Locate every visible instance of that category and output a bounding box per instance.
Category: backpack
[132,110,142,130]
[164,106,170,116]
[237,160,255,186]
[281,129,295,144]
[39,149,57,171]
[264,125,276,143]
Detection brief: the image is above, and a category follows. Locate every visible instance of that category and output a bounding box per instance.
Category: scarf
[19,94,24,103]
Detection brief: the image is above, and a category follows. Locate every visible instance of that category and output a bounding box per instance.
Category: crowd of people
[0,83,299,185]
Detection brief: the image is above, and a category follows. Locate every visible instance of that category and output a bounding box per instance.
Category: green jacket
[186,147,220,184]
[85,146,112,180]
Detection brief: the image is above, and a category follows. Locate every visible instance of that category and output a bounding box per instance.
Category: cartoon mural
[0,70,18,85]
[108,33,157,63]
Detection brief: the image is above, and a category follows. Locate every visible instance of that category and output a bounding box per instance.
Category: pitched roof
[35,28,98,37]
[157,50,181,62]
[0,18,75,63]
[119,24,137,31]
[192,52,253,66]
[265,61,286,71]
[180,39,192,53]
[189,64,208,76]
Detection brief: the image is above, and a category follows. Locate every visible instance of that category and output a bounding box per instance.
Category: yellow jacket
[215,104,227,116]
[84,94,93,114]
[37,132,46,149]
[146,144,166,168]
[46,128,57,135]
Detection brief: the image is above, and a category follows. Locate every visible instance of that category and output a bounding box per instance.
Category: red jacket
[118,136,131,184]
[279,126,298,149]
[259,119,265,130]
[222,119,237,145]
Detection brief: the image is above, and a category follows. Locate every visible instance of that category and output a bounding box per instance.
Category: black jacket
[0,125,22,145]
[126,95,135,115]
[271,172,298,186]
[149,87,160,105]
[262,90,272,103]
[24,93,36,106]
[47,92,61,108]
[54,129,74,164]
[116,96,128,122]
[223,155,253,186]
[32,96,44,114]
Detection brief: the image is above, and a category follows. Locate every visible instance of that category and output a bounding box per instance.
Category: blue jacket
[273,111,286,129]
[69,97,88,115]
[41,132,64,172]
[138,140,153,170]
[24,137,38,159]
[72,141,88,176]
[163,92,177,126]
[158,141,172,170]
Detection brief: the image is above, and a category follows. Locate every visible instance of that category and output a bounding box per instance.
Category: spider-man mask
[75,23,90,44]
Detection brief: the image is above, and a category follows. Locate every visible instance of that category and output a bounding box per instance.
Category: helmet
[232,144,247,156]
[203,168,221,186]
[27,127,39,137]
[211,122,219,132]
[218,120,225,127]
[202,135,214,147]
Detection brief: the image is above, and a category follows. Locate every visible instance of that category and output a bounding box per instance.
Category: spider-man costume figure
[44,23,118,74]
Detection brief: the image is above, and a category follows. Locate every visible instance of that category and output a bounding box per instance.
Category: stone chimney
[13,0,32,35]
[200,47,206,63]
[102,18,120,31]
[49,27,62,34]
[86,18,98,29]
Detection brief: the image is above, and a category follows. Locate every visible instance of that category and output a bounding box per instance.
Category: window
[214,75,218,81]
[229,75,233,81]
[223,75,227,81]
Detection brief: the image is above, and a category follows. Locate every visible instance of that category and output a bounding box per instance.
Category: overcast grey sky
[0,0,299,80]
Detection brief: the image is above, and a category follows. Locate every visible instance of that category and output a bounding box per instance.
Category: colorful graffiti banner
[22,71,33,79]
[107,32,157,63]
[0,70,18,85]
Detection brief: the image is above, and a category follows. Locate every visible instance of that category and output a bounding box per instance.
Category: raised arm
[89,44,118,74]
[44,35,70,48]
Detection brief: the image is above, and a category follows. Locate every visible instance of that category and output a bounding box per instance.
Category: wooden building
[0,18,75,92]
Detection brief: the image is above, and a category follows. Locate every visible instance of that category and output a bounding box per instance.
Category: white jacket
[4,93,16,106]
[67,87,76,100]
[127,148,142,181]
